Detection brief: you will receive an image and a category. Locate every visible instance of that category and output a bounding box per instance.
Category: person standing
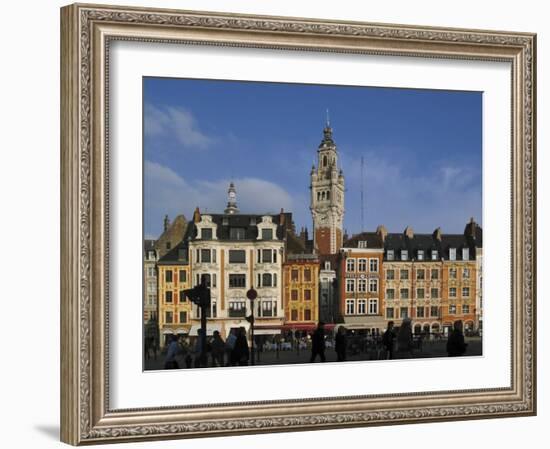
[382,321,396,360]
[335,326,347,362]
[310,322,326,363]
[163,335,179,369]
[210,330,225,367]
[396,318,413,359]
[231,327,250,366]
[447,320,468,357]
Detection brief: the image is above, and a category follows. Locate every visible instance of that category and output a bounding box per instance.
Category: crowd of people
[160,319,470,369]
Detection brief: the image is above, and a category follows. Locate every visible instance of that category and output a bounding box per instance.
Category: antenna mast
[361,156,365,232]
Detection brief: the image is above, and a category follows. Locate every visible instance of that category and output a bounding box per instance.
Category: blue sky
[144,77,482,239]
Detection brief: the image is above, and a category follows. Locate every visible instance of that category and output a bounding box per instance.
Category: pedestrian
[225,328,237,365]
[335,326,347,362]
[193,328,207,368]
[231,327,250,366]
[447,320,468,356]
[163,335,179,369]
[211,330,225,367]
[396,318,413,358]
[382,321,396,360]
[310,322,326,363]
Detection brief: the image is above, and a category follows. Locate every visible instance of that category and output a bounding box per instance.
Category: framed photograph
[60,3,536,445]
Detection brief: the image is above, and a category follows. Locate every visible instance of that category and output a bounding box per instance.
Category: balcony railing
[228,309,246,318]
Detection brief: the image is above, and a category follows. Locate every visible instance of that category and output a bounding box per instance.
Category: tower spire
[224,181,239,214]
[326,108,330,127]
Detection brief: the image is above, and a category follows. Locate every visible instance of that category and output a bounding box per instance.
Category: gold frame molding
[60,3,537,445]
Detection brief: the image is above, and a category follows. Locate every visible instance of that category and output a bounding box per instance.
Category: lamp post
[246,286,258,366]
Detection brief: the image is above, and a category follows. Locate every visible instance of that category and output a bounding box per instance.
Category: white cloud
[144,104,214,150]
[144,161,296,238]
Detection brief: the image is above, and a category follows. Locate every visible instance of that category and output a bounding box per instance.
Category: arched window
[323,155,327,167]
[317,191,321,201]
[326,191,330,200]
[321,192,326,200]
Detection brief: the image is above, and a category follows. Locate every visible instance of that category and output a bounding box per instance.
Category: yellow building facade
[441,259,477,334]
[283,255,320,330]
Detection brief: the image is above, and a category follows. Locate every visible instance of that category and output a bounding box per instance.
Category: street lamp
[246,286,258,366]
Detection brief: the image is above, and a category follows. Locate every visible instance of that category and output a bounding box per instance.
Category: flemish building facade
[143,239,158,323]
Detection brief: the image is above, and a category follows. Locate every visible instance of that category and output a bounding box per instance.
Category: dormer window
[230,227,246,240]
[261,228,273,240]
[222,218,229,226]
[401,250,408,261]
[417,250,424,260]
[462,248,470,260]
[201,228,213,240]
[324,261,331,270]
[431,250,438,260]
[249,217,256,226]
[358,241,368,249]
[387,249,394,261]
[449,248,457,261]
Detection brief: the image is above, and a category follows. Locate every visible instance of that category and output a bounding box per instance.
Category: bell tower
[310,118,345,255]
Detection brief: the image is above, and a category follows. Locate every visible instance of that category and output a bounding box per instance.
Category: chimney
[163,215,170,232]
[279,208,285,226]
[464,217,476,238]
[433,227,442,242]
[376,225,388,242]
[404,226,414,239]
[193,207,201,223]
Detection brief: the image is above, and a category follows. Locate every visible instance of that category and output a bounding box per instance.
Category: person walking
[396,318,413,359]
[447,320,468,357]
[310,322,326,363]
[225,328,237,366]
[163,335,180,369]
[193,329,207,368]
[231,327,250,366]
[210,330,225,367]
[382,321,396,360]
[335,326,347,362]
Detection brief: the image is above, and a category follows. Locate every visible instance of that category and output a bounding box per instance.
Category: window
[358,240,368,248]
[229,227,246,240]
[262,273,273,287]
[165,311,173,324]
[261,228,273,240]
[387,250,394,260]
[401,250,408,261]
[148,294,155,306]
[166,242,171,250]
[324,261,331,270]
[179,311,187,323]
[228,250,246,263]
[449,287,457,298]
[462,287,470,298]
[358,299,366,314]
[179,290,187,302]
[386,269,395,280]
[416,269,425,280]
[417,288,425,299]
[200,249,211,263]
[449,268,457,279]
[400,307,408,318]
[431,288,439,299]
[416,307,425,318]
[449,304,457,314]
[400,269,409,280]
[291,309,298,321]
[369,258,379,272]
[430,306,439,317]
[386,308,395,319]
[259,301,274,317]
[147,282,155,293]
[165,270,173,283]
[304,289,312,300]
[304,268,312,282]
[304,309,312,321]
[462,247,470,260]
[229,274,246,288]
[291,290,298,301]
[178,270,187,283]
[368,299,378,314]
[261,249,273,263]
[201,273,216,288]
[358,279,367,292]
[229,301,246,317]
[291,269,299,281]
[346,299,355,315]
[449,248,457,261]
[346,258,356,272]
[431,269,439,279]
[386,288,395,300]
[462,304,470,314]
[165,291,173,303]
[417,250,424,260]
[369,279,378,293]
[358,259,367,271]
[400,288,409,299]
[463,268,471,279]
[201,228,213,240]
[346,279,355,292]
[431,250,438,260]
[147,267,155,277]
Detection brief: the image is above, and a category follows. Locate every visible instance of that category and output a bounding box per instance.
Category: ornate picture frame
[60,3,536,445]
